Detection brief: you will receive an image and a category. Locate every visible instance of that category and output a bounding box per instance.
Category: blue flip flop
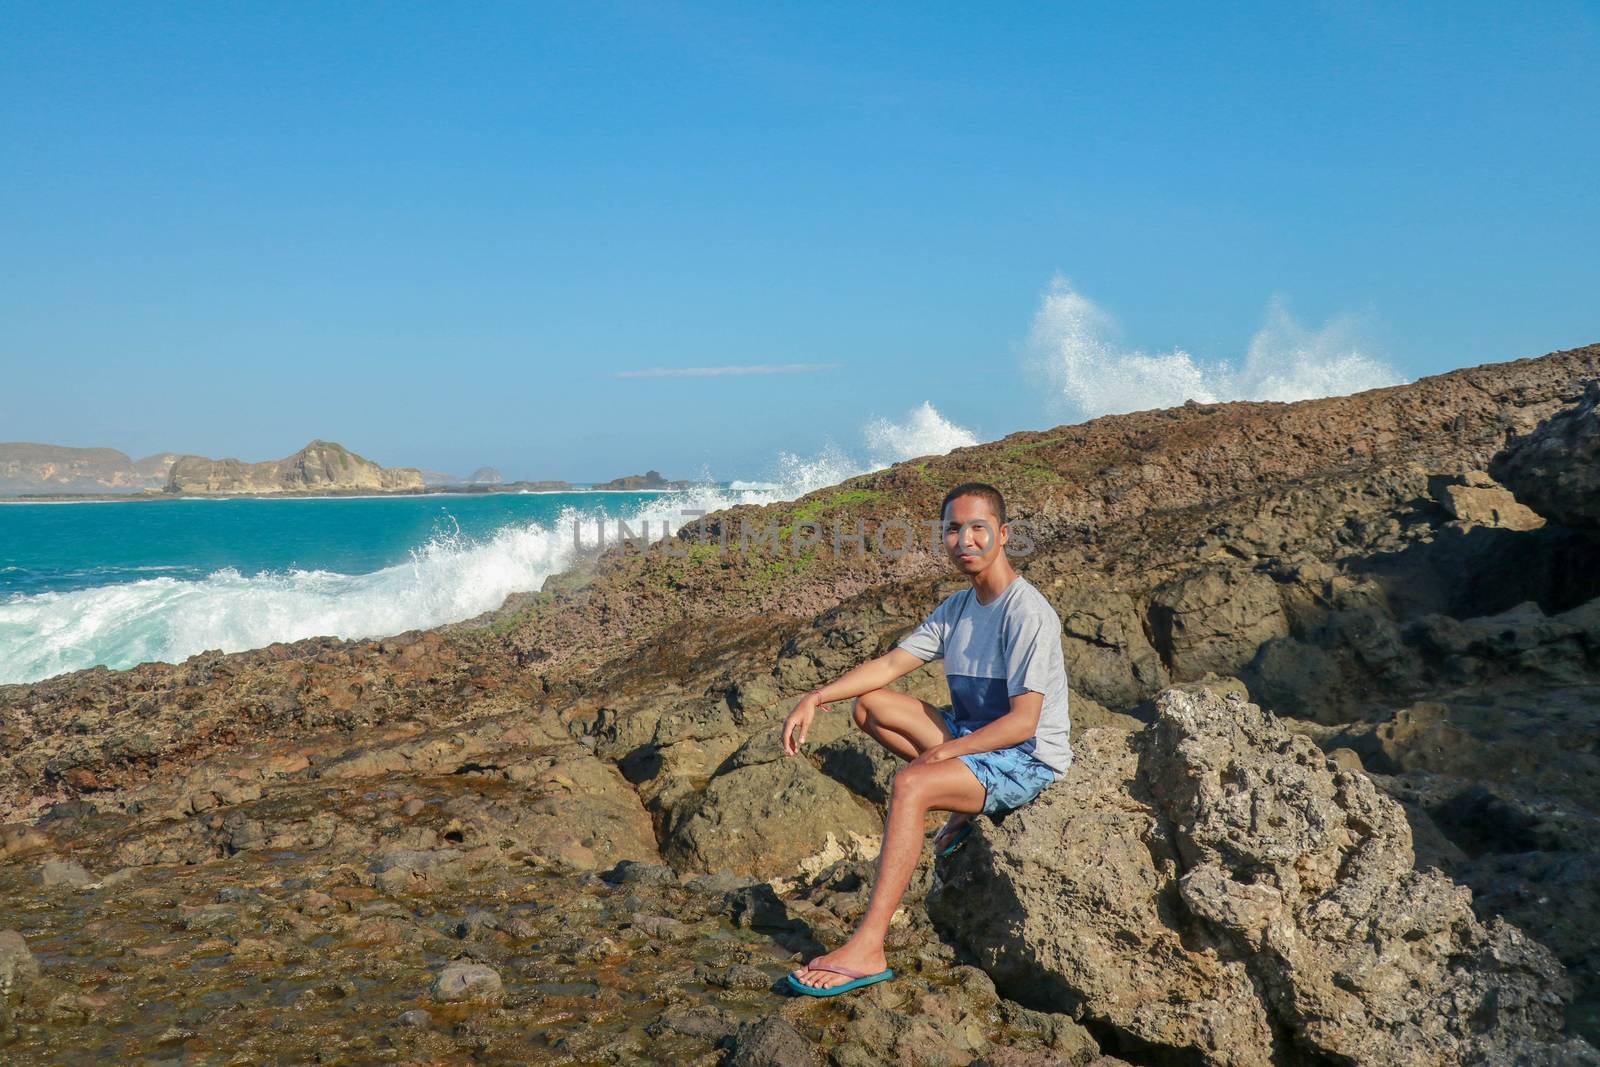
[786,960,895,998]
[936,821,973,858]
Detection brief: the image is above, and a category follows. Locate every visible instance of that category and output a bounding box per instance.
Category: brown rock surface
[1491,379,1600,528]
[1431,470,1546,530]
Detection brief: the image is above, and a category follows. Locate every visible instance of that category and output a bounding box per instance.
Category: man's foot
[931,812,973,854]
[789,939,889,991]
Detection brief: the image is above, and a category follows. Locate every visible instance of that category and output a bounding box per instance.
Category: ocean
[0,481,825,686]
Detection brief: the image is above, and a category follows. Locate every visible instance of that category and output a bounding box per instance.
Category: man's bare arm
[910,690,1043,764]
[781,647,927,754]
[813,647,927,705]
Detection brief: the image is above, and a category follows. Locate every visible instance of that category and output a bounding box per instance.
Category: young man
[780,482,1072,995]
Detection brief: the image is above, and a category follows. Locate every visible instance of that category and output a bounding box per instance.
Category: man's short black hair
[940,482,1007,527]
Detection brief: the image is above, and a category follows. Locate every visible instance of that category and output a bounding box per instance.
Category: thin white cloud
[610,362,845,379]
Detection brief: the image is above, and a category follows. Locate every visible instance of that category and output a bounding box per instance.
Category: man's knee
[890,763,934,807]
[852,687,888,730]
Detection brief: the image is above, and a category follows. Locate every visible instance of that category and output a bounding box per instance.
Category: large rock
[1430,470,1545,530]
[1242,636,1348,724]
[1147,568,1290,681]
[663,739,881,878]
[1056,587,1169,708]
[931,688,1594,1066]
[1491,380,1600,528]
[931,725,1277,1065]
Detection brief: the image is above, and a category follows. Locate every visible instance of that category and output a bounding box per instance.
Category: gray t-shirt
[897,575,1073,773]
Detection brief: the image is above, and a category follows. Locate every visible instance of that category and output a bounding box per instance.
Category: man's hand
[781,691,829,755]
[907,742,954,767]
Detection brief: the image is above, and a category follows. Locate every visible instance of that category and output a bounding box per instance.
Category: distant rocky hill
[164,439,425,495]
[3,442,667,497]
[419,466,504,488]
[0,443,176,494]
[597,468,689,489]
[131,452,181,483]
[499,479,572,491]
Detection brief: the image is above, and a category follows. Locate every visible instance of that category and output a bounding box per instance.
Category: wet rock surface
[3,344,1600,1062]
[0,809,1114,1064]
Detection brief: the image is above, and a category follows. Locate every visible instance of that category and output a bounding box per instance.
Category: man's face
[942,494,1007,575]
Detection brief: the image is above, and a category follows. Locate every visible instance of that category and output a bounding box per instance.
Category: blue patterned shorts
[939,706,1058,816]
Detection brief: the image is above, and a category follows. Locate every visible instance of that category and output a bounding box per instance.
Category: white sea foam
[0,514,584,684]
[865,401,980,466]
[0,406,981,684]
[1026,277,1406,418]
[706,402,977,510]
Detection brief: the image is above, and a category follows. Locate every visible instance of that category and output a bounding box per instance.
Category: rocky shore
[2,343,1598,1064]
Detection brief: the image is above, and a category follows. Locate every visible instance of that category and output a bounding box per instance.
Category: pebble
[430,960,503,1003]
[630,913,690,940]
[0,930,40,993]
[602,860,677,887]
[298,891,337,914]
[38,858,93,889]
[451,909,499,940]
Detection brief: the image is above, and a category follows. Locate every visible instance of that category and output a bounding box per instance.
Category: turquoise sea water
[0,485,798,685]
[0,492,661,597]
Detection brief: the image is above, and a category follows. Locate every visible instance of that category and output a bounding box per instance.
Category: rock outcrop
[1492,379,1600,528]
[1428,470,1546,530]
[597,468,691,490]
[930,688,1593,1066]
[163,439,425,495]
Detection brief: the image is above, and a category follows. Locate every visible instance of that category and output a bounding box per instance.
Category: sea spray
[0,514,582,684]
[1026,277,1406,418]
[865,401,979,467]
[0,404,975,684]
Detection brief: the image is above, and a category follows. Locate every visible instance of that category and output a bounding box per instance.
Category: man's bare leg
[850,687,951,761]
[851,688,973,855]
[790,758,986,990]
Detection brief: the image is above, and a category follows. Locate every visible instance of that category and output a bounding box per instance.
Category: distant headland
[0,440,691,500]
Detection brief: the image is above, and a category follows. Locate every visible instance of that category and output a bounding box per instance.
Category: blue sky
[3,2,1596,481]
